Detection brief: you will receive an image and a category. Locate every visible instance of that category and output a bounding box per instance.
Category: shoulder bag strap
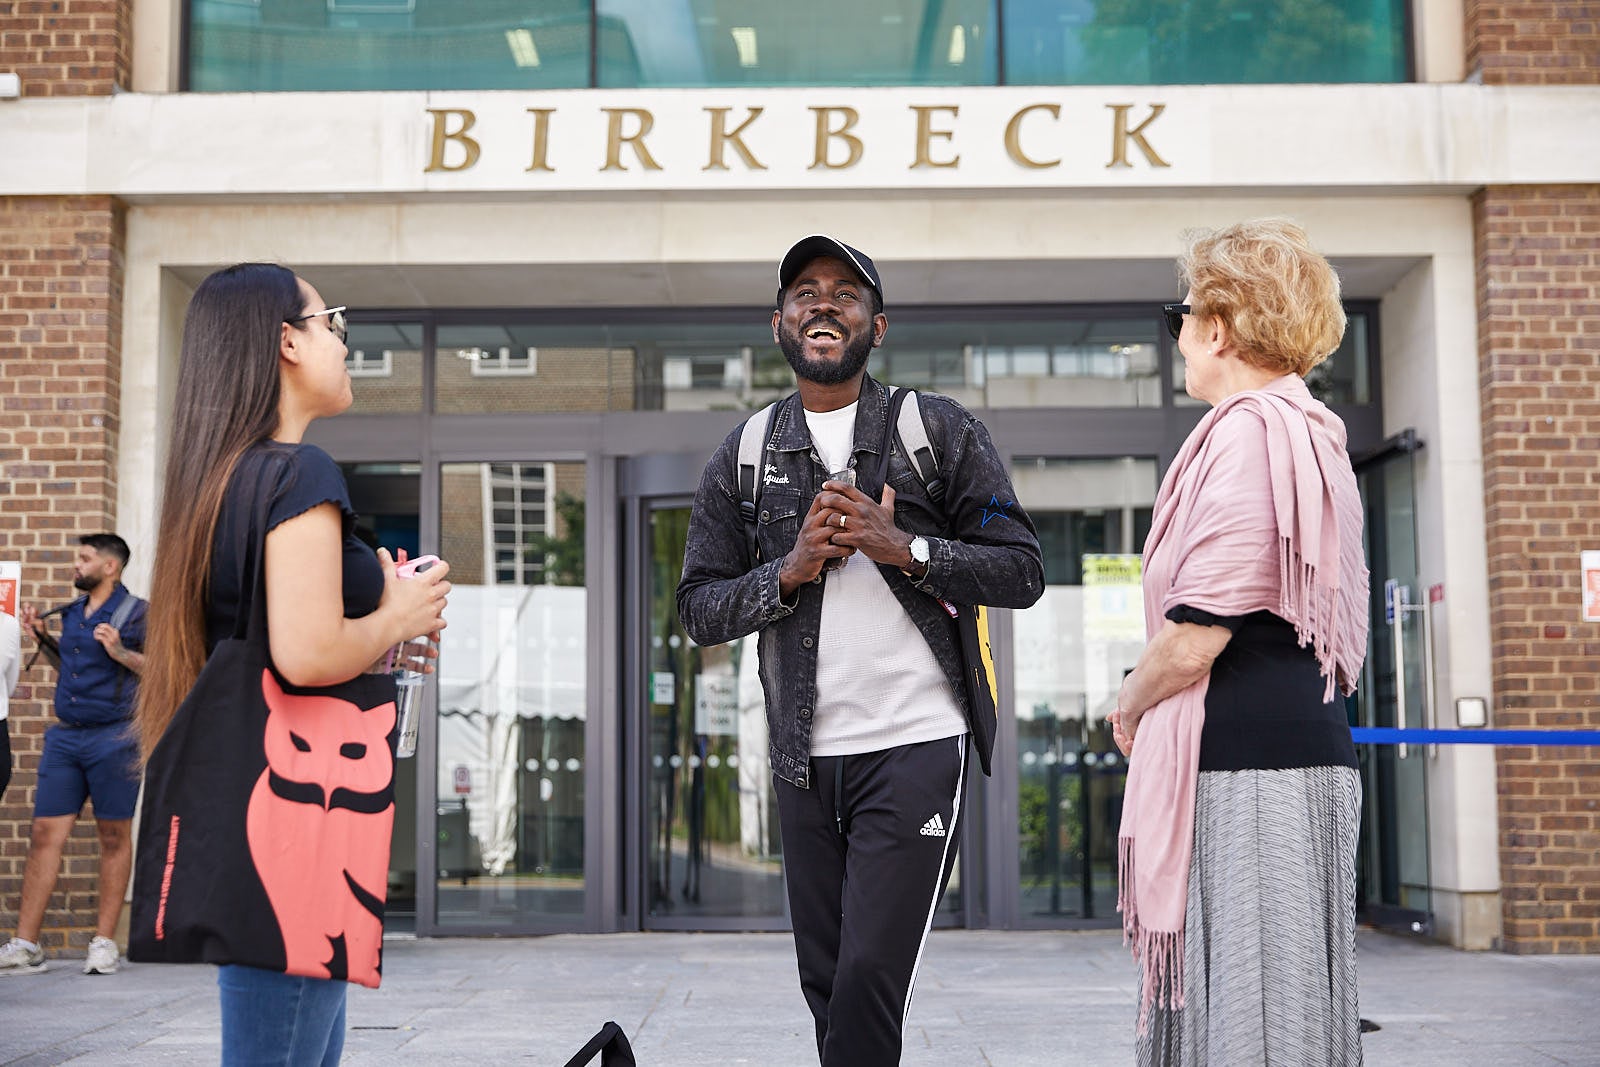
[894,390,945,505]
[873,386,913,490]
[109,591,140,632]
[736,401,780,562]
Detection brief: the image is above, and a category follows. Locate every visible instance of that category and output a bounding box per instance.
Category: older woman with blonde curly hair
[1110,219,1370,1066]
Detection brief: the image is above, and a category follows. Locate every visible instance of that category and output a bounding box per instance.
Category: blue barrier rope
[1350,727,1600,746]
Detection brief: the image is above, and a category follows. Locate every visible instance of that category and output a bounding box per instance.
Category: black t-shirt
[206,442,384,651]
[1167,605,1359,773]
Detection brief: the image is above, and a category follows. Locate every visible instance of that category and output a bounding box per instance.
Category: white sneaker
[83,936,119,975]
[0,937,47,975]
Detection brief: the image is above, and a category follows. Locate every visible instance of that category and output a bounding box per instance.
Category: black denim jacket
[676,375,1044,788]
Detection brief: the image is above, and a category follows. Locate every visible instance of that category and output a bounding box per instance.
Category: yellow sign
[1082,554,1143,587]
[1082,554,1144,642]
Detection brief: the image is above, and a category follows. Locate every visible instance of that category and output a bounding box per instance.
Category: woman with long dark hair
[135,263,449,1065]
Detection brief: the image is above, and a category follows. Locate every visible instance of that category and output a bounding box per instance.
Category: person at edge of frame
[676,234,1044,1067]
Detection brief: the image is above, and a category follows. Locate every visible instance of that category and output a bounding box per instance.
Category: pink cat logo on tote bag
[246,670,396,987]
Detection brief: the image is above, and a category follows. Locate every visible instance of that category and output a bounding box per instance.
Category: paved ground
[3,928,1599,1065]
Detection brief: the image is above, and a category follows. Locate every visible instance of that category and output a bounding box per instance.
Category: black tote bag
[129,455,398,988]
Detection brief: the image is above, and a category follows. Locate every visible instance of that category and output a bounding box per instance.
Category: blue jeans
[217,965,347,1066]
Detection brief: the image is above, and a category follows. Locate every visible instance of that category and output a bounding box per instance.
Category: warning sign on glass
[1583,551,1600,623]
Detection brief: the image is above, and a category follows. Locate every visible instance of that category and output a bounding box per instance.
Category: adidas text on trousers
[775,734,968,1066]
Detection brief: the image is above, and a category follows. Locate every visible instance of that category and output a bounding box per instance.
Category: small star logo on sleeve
[980,495,1014,528]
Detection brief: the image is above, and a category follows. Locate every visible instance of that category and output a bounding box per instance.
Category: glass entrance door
[1355,441,1434,933]
[641,501,786,929]
[1008,456,1157,925]
[338,462,423,932]
[431,459,589,932]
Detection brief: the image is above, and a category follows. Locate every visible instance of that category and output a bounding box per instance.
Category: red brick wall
[1475,185,1600,953]
[0,0,132,97]
[1466,1,1600,85]
[0,195,126,953]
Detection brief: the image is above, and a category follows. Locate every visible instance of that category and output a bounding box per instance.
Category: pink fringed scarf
[1117,373,1369,1025]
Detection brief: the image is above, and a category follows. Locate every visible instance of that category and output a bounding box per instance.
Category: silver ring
[838,514,847,529]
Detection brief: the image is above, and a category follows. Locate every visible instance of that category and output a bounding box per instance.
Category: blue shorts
[34,722,140,820]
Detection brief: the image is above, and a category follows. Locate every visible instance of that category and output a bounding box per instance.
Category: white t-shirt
[802,402,965,756]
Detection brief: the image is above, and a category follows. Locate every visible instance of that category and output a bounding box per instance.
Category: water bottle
[389,555,440,759]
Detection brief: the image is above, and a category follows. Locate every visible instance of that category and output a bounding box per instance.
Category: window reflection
[189,0,595,91]
[647,507,783,923]
[598,0,997,87]
[871,318,1161,408]
[190,0,1409,90]
[1171,310,1370,407]
[344,322,423,415]
[1003,0,1408,85]
[435,461,587,927]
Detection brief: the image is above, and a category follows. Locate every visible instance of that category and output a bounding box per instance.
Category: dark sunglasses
[1162,303,1190,342]
[286,305,348,345]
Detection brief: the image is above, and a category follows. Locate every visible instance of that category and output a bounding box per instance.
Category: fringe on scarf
[1278,534,1341,703]
[1119,834,1184,1033]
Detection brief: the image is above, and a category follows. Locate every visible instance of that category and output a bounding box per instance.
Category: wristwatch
[903,535,931,578]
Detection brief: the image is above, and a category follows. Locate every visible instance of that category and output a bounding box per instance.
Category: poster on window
[1582,551,1600,623]
[0,561,18,617]
[694,674,738,737]
[1082,554,1143,641]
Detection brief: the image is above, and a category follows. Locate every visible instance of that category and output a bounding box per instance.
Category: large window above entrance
[185,0,1411,91]
[352,308,1198,414]
[340,304,1380,441]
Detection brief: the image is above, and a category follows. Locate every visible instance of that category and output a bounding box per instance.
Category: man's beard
[778,318,874,386]
[72,572,98,592]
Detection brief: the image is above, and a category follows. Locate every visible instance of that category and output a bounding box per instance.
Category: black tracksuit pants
[775,734,969,1067]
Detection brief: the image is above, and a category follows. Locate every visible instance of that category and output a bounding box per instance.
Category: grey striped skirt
[1136,765,1363,1067]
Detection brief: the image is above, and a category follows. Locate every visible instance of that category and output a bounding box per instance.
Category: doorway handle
[1387,580,1438,760]
[1390,581,1411,759]
[1421,594,1438,759]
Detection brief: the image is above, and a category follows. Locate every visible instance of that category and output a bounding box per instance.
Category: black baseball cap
[777,235,883,303]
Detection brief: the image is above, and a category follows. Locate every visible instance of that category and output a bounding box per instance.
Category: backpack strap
[109,591,142,633]
[108,592,146,710]
[894,390,945,505]
[736,401,779,562]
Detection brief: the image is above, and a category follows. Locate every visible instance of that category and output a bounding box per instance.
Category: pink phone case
[395,555,441,579]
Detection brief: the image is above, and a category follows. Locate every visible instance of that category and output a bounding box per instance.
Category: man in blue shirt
[0,534,146,977]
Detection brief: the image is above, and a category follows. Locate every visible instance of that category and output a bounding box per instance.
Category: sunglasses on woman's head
[285,306,348,345]
[1162,303,1190,342]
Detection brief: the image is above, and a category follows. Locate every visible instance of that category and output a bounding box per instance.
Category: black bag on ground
[562,1021,636,1067]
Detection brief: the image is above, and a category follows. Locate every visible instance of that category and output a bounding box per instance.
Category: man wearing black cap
[678,236,1043,1065]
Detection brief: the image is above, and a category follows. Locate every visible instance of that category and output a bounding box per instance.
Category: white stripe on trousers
[901,733,968,1029]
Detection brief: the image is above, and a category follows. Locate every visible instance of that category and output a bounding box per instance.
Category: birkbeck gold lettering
[1005,104,1061,169]
[810,107,863,170]
[421,101,1173,176]
[425,108,480,173]
[602,108,662,171]
[1106,104,1171,169]
[909,106,960,169]
[706,107,767,171]
[526,108,554,173]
